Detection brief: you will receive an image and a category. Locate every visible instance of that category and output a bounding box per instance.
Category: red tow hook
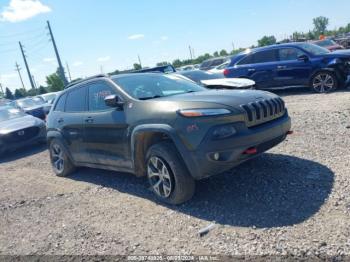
[287,130,294,135]
[244,147,258,155]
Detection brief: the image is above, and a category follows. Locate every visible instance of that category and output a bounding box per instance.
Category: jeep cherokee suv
[47,73,292,204]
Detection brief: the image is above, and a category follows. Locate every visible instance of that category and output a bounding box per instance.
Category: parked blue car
[223,42,350,93]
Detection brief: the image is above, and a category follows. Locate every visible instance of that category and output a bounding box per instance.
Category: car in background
[39,92,61,104]
[133,65,176,74]
[33,96,54,114]
[177,65,198,71]
[177,70,255,89]
[312,39,345,52]
[0,106,46,155]
[224,42,350,93]
[9,98,46,120]
[208,60,230,74]
[0,98,11,106]
[200,57,228,71]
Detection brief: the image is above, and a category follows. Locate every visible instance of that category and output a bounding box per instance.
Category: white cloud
[72,61,83,67]
[0,0,51,23]
[1,73,17,79]
[97,56,111,62]
[43,57,55,63]
[160,36,168,41]
[128,34,144,40]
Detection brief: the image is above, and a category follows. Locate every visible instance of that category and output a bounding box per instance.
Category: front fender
[130,124,192,176]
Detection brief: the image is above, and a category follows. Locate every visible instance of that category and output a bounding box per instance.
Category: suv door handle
[85,117,94,123]
[248,68,256,72]
[277,65,287,69]
[57,118,64,123]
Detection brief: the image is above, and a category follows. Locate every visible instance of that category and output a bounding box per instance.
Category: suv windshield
[113,74,205,100]
[298,43,330,55]
[0,107,26,122]
[314,39,336,47]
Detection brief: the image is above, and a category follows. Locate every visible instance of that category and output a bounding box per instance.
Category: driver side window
[88,82,117,111]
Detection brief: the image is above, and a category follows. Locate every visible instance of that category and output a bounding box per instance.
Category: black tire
[49,138,75,177]
[145,141,195,205]
[310,71,338,93]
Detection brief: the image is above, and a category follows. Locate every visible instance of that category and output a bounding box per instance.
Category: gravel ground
[0,89,349,259]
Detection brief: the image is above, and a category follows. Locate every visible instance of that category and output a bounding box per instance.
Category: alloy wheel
[312,73,335,93]
[147,156,173,198]
[51,143,65,173]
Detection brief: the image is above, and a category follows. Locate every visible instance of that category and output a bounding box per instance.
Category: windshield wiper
[139,95,163,100]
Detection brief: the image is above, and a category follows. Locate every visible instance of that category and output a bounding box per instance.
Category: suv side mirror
[104,94,124,109]
[298,54,309,62]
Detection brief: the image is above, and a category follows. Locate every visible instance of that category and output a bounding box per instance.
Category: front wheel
[310,71,338,93]
[49,139,75,177]
[146,142,195,205]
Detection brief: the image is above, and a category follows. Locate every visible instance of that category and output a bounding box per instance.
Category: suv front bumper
[184,114,291,180]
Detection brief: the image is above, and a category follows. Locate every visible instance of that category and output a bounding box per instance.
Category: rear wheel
[310,71,338,93]
[49,139,75,177]
[146,142,195,205]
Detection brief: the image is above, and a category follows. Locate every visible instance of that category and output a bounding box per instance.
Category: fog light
[213,152,220,161]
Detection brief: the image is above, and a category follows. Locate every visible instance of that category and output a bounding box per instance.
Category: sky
[1,0,350,91]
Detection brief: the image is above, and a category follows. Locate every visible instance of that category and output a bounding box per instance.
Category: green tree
[133,63,142,70]
[313,16,329,36]
[46,72,64,92]
[5,87,14,100]
[156,61,169,66]
[172,59,182,68]
[14,88,26,99]
[38,86,47,94]
[26,88,38,97]
[258,35,277,47]
[219,49,228,56]
[213,51,219,57]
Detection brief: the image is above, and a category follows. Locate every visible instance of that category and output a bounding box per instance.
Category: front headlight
[178,108,231,117]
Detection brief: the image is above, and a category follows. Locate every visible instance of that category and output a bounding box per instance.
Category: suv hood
[156,89,278,107]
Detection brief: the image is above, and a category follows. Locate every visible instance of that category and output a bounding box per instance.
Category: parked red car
[312,39,345,52]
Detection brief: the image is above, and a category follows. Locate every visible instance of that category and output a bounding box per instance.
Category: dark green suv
[47,73,291,204]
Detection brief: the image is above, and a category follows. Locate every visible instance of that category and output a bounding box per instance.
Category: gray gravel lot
[0,89,349,258]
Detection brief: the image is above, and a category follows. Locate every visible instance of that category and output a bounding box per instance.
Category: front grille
[241,97,286,127]
[2,126,40,143]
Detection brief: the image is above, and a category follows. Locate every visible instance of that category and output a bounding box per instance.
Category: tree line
[2,16,349,100]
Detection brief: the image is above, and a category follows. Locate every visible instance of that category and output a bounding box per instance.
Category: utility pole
[32,75,38,89]
[47,20,68,86]
[15,62,25,90]
[189,45,193,60]
[66,62,72,81]
[0,82,4,95]
[137,54,142,68]
[19,41,35,89]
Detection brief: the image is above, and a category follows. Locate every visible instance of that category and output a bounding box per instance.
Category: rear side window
[54,93,67,112]
[278,48,305,61]
[238,55,254,65]
[65,87,86,112]
[88,82,116,111]
[253,50,277,63]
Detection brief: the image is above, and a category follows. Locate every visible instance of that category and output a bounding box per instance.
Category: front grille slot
[241,98,286,127]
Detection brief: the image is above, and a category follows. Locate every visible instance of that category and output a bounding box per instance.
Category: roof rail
[64,74,108,89]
